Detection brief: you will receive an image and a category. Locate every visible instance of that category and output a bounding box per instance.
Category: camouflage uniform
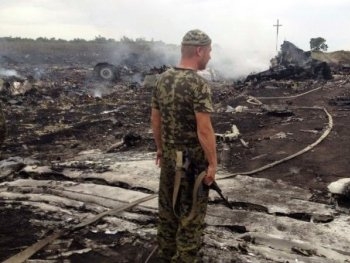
[152,61,214,262]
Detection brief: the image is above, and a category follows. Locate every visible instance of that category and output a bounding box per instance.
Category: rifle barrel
[210,181,233,210]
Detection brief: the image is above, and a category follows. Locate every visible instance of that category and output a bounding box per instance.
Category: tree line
[0,35,160,44]
[1,35,329,52]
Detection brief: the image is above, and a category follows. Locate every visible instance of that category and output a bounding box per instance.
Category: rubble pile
[1,64,159,163]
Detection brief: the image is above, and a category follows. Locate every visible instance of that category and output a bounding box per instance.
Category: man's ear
[196,46,204,57]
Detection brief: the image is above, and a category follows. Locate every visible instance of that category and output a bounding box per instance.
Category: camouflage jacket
[151,67,214,145]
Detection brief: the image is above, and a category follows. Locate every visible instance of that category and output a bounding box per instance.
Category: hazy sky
[1,0,349,76]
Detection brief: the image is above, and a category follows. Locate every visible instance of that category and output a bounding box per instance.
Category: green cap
[181,29,211,46]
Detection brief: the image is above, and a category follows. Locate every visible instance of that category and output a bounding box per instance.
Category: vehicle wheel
[99,66,115,81]
[94,63,117,81]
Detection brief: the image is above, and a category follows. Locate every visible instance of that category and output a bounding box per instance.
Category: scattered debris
[328,178,350,197]
[216,124,240,142]
[1,39,350,262]
[261,104,294,117]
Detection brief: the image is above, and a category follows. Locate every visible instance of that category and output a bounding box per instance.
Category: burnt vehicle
[93,61,169,83]
[94,62,135,82]
[246,41,332,82]
[93,45,174,84]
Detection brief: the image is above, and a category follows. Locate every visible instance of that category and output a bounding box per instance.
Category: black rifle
[183,152,233,210]
[209,181,233,210]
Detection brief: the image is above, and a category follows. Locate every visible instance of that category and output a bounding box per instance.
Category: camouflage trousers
[157,144,209,263]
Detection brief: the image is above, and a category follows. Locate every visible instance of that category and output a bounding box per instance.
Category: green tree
[310,37,328,51]
[36,37,49,42]
[71,38,87,43]
[94,35,108,43]
[120,36,134,43]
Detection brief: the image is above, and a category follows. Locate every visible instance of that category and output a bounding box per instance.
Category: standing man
[151,29,217,262]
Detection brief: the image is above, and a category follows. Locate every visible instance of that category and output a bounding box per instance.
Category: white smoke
[0,68,21,78]
[131,72,143,84]
[34,67,46,79]
[92,88,102,98]
[209,44,275,79]
[105,41,178,68]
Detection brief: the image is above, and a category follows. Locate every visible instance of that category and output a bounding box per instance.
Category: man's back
[153,67,213,145]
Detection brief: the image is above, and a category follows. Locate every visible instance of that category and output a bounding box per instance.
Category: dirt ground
[1,43,350,262]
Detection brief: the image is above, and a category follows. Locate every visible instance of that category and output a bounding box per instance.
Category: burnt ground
[1,44,350,262]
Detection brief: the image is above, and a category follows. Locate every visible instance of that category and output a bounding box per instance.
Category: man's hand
[155,149,162,167]
[203,164,215,185]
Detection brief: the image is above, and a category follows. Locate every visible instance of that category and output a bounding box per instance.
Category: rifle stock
[209,181,233,210]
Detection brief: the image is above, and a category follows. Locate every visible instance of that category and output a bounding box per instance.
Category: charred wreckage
[1,39,350,262]
[92,50,170,84]
[92,41,336,85]
[245,41,333,82]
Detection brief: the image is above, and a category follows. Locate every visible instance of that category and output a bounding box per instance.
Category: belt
[172,151,207,225]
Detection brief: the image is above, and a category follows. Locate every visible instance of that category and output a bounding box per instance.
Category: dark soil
[0,205,44,261]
